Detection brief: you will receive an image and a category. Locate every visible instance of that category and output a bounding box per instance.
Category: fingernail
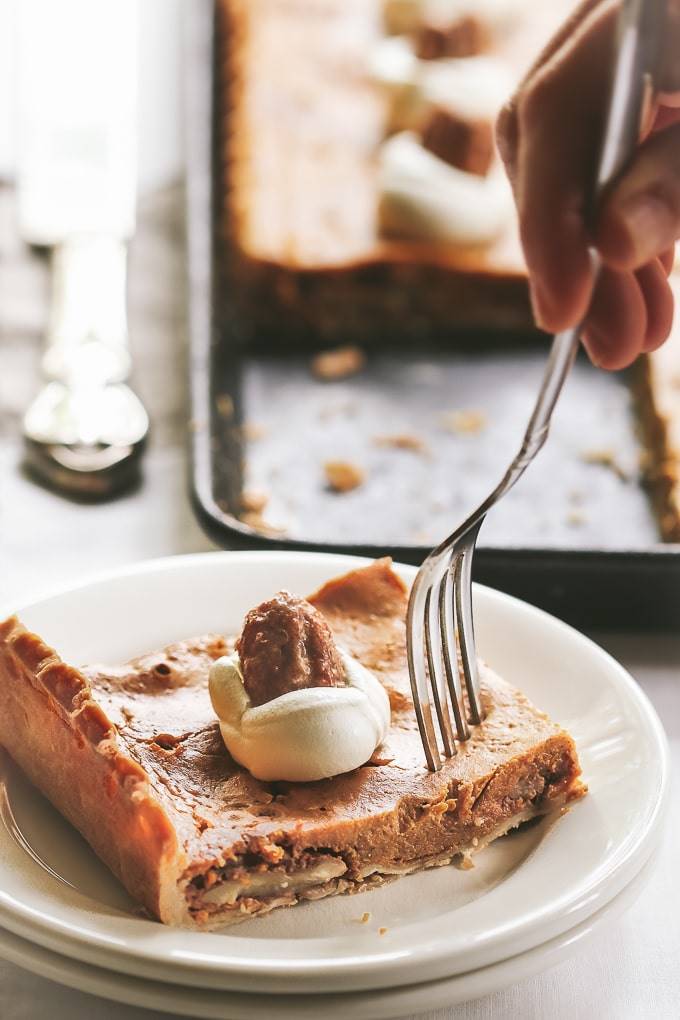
[529,279,550,331]
[581,328,602,368]
[618,192,675,265]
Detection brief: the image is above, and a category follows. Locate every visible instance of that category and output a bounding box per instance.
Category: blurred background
[0,0,677,625]
[0,0,183,191]
[0,0,215,608]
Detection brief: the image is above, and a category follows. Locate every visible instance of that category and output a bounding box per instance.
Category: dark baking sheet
[185,0,680,630]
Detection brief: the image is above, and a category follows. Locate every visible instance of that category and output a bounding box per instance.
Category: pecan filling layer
[183,745,578,919]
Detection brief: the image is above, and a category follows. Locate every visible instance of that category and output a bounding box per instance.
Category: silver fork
[407,0,663,772]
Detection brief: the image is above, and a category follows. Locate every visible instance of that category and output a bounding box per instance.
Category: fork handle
[490,0,665,505]
[494,322,582,501]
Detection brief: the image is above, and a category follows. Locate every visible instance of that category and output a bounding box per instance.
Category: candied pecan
[236,592,346,706]
[421,106,494,178]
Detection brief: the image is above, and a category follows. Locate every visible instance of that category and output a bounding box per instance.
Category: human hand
[496,0,680,369]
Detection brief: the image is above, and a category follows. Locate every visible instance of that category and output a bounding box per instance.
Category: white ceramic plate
[0,853,656,1020]
[0,552,669,994]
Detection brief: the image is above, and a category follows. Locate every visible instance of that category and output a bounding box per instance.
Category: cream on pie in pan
[0,559,585,929]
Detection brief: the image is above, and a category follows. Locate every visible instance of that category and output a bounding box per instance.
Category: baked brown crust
[0,616,181,922]
[0,560,585,929]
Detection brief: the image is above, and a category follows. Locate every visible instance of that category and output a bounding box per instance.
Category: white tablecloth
[1,184,678,1020]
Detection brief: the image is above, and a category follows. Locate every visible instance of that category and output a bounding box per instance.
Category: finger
[496,0,609,190]
[516,2,618,331]
[651,104,680,133]
[495,101,520,189]
[596,122,680,270]
[660,0,680,94]
[635,259,675,350]
[659,245,676,275]
[495,0,611,185]
[581,266,647,369]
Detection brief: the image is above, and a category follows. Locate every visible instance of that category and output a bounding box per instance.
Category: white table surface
[0,183,678,1020]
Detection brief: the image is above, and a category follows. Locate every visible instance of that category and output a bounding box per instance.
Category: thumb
[595,120,680,271]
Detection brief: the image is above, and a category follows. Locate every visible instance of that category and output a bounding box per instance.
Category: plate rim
[0,851,656,1020]
[0,550,671,993]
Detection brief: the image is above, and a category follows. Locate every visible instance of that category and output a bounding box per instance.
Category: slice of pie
[0,559,585,929]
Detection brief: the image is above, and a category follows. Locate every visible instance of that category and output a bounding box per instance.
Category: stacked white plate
[0,553,669,1019]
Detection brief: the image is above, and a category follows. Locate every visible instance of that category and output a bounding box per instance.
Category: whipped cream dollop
[209,649,391,782]
[378,131,512,245]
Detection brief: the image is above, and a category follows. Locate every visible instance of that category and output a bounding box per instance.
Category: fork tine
[406,573,442,772]
[453,545,485,725]
[424,582,456,758]
[439,557,470,743]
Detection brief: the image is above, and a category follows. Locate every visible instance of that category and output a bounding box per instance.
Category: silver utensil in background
[17,0,148,496]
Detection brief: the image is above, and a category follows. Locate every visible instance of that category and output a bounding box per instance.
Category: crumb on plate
[581,448,630,482]
[373,433,428,454]
[239,510,287,536]
[240,489,269,514]
[359,912,371,924]
[439,409,487,434]
[311,346,366,381]
[566,509,587,527]
[378,926,388,936]
[324,460,365,492]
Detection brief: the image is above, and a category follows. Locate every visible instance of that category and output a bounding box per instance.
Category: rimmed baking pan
[185,0,680,630]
